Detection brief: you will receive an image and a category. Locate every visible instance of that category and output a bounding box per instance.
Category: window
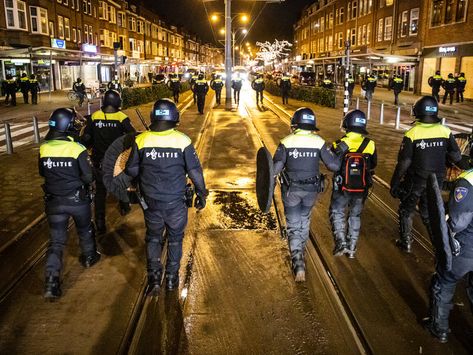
[49,21,54,36]
[358,25,362,45]
[57,15,64,38]
[30,7,48,35]
[84,25,88,42]
[351,28,356,45]
[109,6,116,23]
[367,23,371,44]
[82,0,87,13]
[400,10,408,37]
[137,20,143,34]
[352,1,358,18]
[456,0,467,21]
[117,12,125,27]
[386,0,393,5]
[360,0,364,15]
[5,0,27,30]
[99,1,108,20]
[100,29,110,47]
[384,16,392,41]
[431,0,443,27]
[377,18,384,41]
[63,0,68,5]
[368,0,372,13]
[71,0,74,9]
[89,26,93,43]
[329,12,333,29]
[128,17,136,31]
[320,17,325,31]
[445,0,454,23]
[339,7,344,23]
[72,27,76,42]
[64,17,70,40]
[77,29,81,43]
[319,37,324,52]
[410,8,419,35]
[348,2,351,20]
[338,32,344,48]
[362,24,367,45]
[87,0,91,14]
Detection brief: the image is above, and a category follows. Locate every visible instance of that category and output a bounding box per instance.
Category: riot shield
[426,173,453,271]
[256,146,275,213]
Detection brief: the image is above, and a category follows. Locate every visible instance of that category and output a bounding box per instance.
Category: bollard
[379,103,384,125]
[367,100,371,120]
[87,101,91,115]
[356,97,360,110]
[441,117,446,125]
[395,106,401,130]
[32,116,40,144]
[4,122,13,154]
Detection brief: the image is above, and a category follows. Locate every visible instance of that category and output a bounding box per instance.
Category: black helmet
[30,74,36,79]
[77,78,82,83]
[45,108,76,140]
[21,73,27,78]
[435,70,440,75]
[448,73,454,79]
[412,95,440,123]
[342,110,368,135]
[198,73,204,80]
[461,72,465,77]
[291,107,319,131]
[103,89,122,110]
[150,98,180,131]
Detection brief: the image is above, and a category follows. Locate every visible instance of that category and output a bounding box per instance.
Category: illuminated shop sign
[439,46,456,54]
[82,44,97,53]
[51,38,66,49]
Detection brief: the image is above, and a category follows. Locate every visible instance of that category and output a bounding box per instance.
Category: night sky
[150,0,314,46]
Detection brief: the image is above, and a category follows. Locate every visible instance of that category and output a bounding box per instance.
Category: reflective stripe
[40,139,86,159]
[394,78,403,83]
[91,110,128,122]
[405,123,451,141]
[135,129,191,151]
[281,130,325,149]
[458,169,473,185]
[335,132,376,154]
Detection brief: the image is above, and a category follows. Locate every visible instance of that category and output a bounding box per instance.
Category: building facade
[293,0,472,97]
[0,0,222,91]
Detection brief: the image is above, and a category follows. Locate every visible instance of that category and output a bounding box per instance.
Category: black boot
[79,250,101,267]
[95,215,106,235]
[166,272,179,291]
[395,239,412,253]
[422,317,448,343]
[147,270,162,296]
[397,215,412,253]
[44,275,62,300]
[346,239,357,259]
[333,233,347,256]
[292,252,306,282]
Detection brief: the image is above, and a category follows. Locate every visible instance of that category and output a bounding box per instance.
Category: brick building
[293,0,472,97]
[0,0,222,91]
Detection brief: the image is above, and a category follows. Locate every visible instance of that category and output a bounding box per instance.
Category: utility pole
[343,40,351,118]
[225,0,232,110]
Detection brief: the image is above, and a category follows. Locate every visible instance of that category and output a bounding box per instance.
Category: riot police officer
[107,75,122,93]
[362,74,377,102]
[278,73,292,105]
[321,77,334,90]
[167,73,181,103]
[347,76,355,100]
[251,74,265,106]
[423,150,473,343]
[39,108,100,299]
[81,89,136,234]
[5,74,17,106]
[73,78,86,107]
[126,99,207,294]
[442,73,456,105]
[273,107,342,281]
[231,72,243,105]
[456,72,467,103]
[330,110,377,258]
[190,72,199,104]
[210,74,224,105]
[390,74,404,105]
[192,73,209,115]
[428,71,443,102]
[18,72,30,104]
[390,96,463,252]
[29,74,40,105]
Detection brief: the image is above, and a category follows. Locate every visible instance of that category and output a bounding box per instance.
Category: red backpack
[340,138,371,193]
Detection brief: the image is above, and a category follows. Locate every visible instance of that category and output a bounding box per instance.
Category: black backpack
[339,138,371,193]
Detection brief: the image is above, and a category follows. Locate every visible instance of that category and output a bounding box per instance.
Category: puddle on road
[212,191,277,230]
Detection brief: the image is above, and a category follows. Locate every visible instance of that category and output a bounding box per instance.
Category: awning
[294,50,418,66]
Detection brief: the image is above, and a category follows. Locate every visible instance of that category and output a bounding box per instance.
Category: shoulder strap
[356,137,370,153]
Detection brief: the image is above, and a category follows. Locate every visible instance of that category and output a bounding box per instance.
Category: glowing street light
[220,28,225,35]
[211,14,219,22]
[241,14,249,23]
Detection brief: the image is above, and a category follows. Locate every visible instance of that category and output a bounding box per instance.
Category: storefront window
[410,8,419,35]
[456,0,467,21]
[431,0,444,27]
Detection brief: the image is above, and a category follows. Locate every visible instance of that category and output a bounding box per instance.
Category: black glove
[194,191,208,210]
[390,184,401,198]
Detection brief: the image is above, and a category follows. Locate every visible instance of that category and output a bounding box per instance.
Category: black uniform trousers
[233,89,241,104]
[256,91,264,105]
[281,89,289,104]
[429,237,473,332]
[7,90,16,106]
[394,90,401,105]
[215,89,222,105]
[443,90,454,105]
[197,94,206,114]
[31,90,38,104]
[144,200,188,275]
[432,88,441,103]
[456,90,464,103]
[329,190,365,244]
[45,198,95,277]
[172,90,179,103]
[21,90,29,104]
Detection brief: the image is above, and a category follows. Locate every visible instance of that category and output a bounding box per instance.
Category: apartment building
[0,0,220,90]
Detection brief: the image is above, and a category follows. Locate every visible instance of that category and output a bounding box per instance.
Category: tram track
[242,99,372,355]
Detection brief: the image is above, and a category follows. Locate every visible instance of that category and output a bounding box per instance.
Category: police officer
[423,152,473,343]
[278,73,292,105]
[18,72,30,104]
[193,73,209,115]
[155,73,166,85]
[126,99,207,294]
[428,71,443,102]
[330,110,377,258]
[390,96,463,252]
[210,74,224,105]
[4,74,17,106]
[321,77,334,90]
[39,108,100,299]
[167,73,181,103]
[73,78,86,107]
[231,72,243,105]
[391,74,404,105]
[81,90,136,234]
[455,72,467,103]
[251,74,265,106]
[347,76,355,100]
[29,74,40,105]
[442,73,456,105]
[362,74,377,102]
[273,107,342,281]
[107,75,122,93]
[190,72,199,104]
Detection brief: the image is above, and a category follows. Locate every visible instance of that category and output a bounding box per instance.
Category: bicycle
[444,129,473,191]
[67,90,79,102]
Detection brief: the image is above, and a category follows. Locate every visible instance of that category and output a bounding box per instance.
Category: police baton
[135,108,150,131]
